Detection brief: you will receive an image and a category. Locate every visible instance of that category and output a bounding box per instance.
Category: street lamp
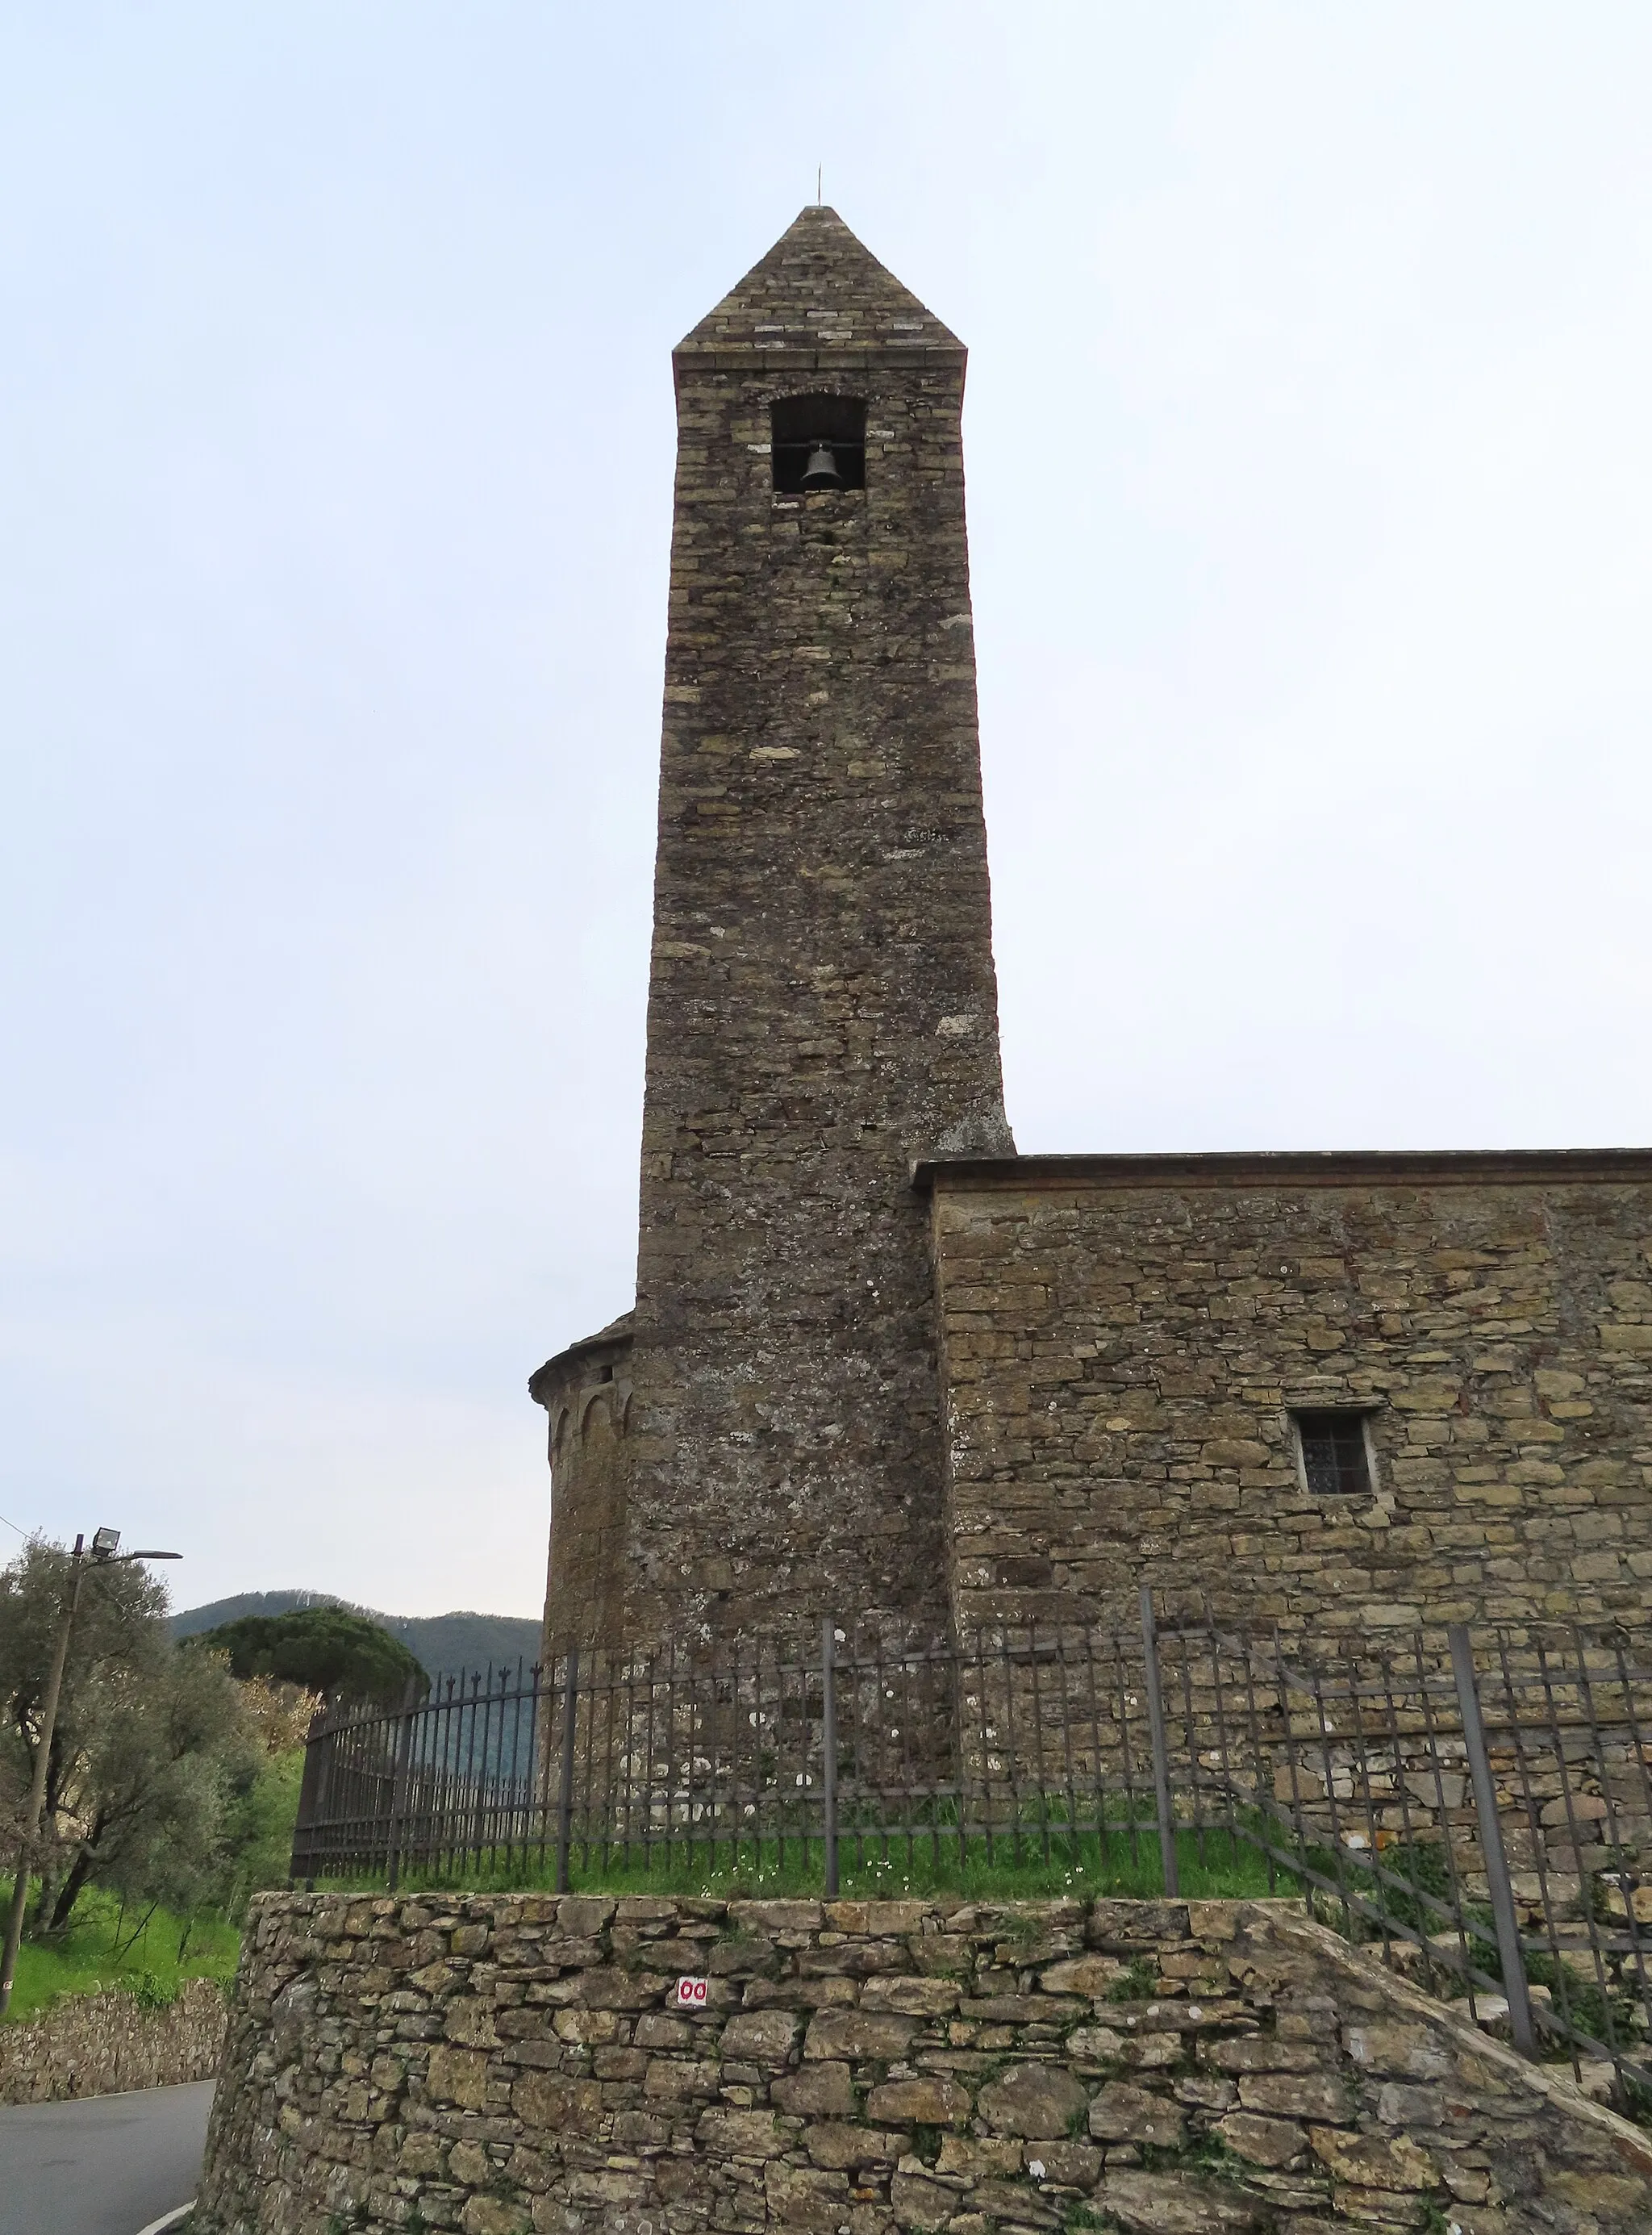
[0,1530,181,2016]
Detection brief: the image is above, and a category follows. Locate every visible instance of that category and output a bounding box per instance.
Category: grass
[320,1818,1290,1904]
[0,1882,240,2027]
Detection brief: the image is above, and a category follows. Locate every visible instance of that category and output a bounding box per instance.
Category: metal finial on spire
[816,165,822,206]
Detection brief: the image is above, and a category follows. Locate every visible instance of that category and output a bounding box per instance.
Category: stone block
[803,2008,918,2061]
[641,2056,720,2100]
[970,2178,1062,2228]
[1087,2081,1184,2148]
[720,2008,801,2062]
[1308,2124,1439,2191]
[773,2060,856,2116]
[449,2140,494,2186]
[426,2044,491,2109]
[1174,2074,1237,2112]
[461,2198,531,2235]
[1237,2069,1351,2122]
[576,1966,665,2009]
[860,1974,962,2017]
[1215,2111,1305,2166]
[765,2159,852,2231]
[511,2072,605,2132]
[865,2076,972,2126]
[976,2060,1089,2138]
[398,2131,446,2177]
[1093,2170,1262,2231]
[1546,2166,1652,2220]
[443,1998,500,2047]
[935,2136,1024,2178]
[1089,1901,1187,1947]
[890,2169,957,2230]
[1207,2037,1325,2074]
[1024,2139,1103,2188]
[1340,2020,1450,2079]
[553,1898,614,1939]
[729,1899,824,1935]
[806,2121,908,2167]
[614,1895,680,1924]
[824,1901,931,1936]
[694,2105,787,2159]
[1037,1955,1124,1997]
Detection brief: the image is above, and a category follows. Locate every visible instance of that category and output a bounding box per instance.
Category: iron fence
[290,1598,1652,2115]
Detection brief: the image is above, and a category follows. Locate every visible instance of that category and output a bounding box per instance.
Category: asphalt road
[0,2078,212,2235]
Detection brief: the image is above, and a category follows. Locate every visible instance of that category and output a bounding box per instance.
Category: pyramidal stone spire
[534,207,1012,1652]
[675,203,963,357]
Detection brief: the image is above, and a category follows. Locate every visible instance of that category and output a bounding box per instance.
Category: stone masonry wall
[0,1974,226,2104]
[611,205,1014,1652]
[532,1317,635,1656]
[194,1890,1652,2235]
[927,1155,1652,1639]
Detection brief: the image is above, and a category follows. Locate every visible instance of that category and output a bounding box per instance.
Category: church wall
[531,1321,633,1656]
[927,1153,1652,1639]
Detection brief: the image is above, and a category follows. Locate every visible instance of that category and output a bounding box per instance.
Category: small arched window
[771,393,866,493]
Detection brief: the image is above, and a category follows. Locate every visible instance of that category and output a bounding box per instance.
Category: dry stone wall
[927,1155,1652,1639]
[0,1974,226,2103]
[194,1890,1652,2235]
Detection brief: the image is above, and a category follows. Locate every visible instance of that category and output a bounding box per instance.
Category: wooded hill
[171,1593,540,1693]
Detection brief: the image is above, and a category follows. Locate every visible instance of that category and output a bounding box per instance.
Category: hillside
[171,1590,542,1691]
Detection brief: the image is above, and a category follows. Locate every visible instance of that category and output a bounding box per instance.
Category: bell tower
[535,206,1012,1649]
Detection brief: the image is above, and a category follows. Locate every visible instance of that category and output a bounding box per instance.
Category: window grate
[1295,1410,1373,1498]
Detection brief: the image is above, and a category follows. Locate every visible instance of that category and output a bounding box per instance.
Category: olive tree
[0,1538,263,1934]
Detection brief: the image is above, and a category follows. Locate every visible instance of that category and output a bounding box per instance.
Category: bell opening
[771,393,867,494]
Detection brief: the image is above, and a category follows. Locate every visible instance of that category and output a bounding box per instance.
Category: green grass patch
[319,1820,1289,1903]
[0,1882,240,2027]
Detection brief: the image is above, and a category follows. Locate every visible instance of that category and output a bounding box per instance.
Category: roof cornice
[527,1311,636,1408]
[912,1147,1652,1194]
[674,343,966,378]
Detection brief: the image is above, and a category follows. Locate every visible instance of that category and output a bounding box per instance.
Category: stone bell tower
[533,206,1012,1650]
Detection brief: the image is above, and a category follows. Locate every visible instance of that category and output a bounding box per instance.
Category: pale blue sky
[4,5,1650,1615]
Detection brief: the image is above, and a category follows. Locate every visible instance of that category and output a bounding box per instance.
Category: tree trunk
[48,1847,96,1932]
[31,1865,57,1935]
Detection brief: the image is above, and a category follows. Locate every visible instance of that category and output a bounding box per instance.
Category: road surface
[0,2078,212,2235]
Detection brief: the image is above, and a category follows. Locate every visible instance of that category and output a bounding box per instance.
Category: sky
[2,5,1650,1619]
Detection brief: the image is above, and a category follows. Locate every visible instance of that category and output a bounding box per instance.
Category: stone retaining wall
[0,1974,227,2103]
[195,1892,1652,2234]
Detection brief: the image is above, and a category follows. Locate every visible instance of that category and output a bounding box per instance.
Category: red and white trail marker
[674,1976,710,2008]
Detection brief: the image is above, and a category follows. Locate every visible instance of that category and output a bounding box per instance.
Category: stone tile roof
[674,204,962,358]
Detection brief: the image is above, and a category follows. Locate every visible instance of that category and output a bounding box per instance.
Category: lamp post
[0,1530,181,2017]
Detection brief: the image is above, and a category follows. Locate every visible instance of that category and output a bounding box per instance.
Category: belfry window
[771,394,866,493]
[1293,1410,1375,1500]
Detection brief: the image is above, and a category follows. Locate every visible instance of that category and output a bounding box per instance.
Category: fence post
[288,1704,331,1887]
[821,1619,840,1898]
[385,1677,423,1894]
[555,1645,580,1896]
[1448,1624,1534,2056]
[1140,1586,1179,1899]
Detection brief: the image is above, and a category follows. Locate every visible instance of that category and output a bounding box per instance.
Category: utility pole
[0,1529,179,2017]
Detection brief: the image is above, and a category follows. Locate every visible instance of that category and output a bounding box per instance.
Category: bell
[800,439,842,490]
